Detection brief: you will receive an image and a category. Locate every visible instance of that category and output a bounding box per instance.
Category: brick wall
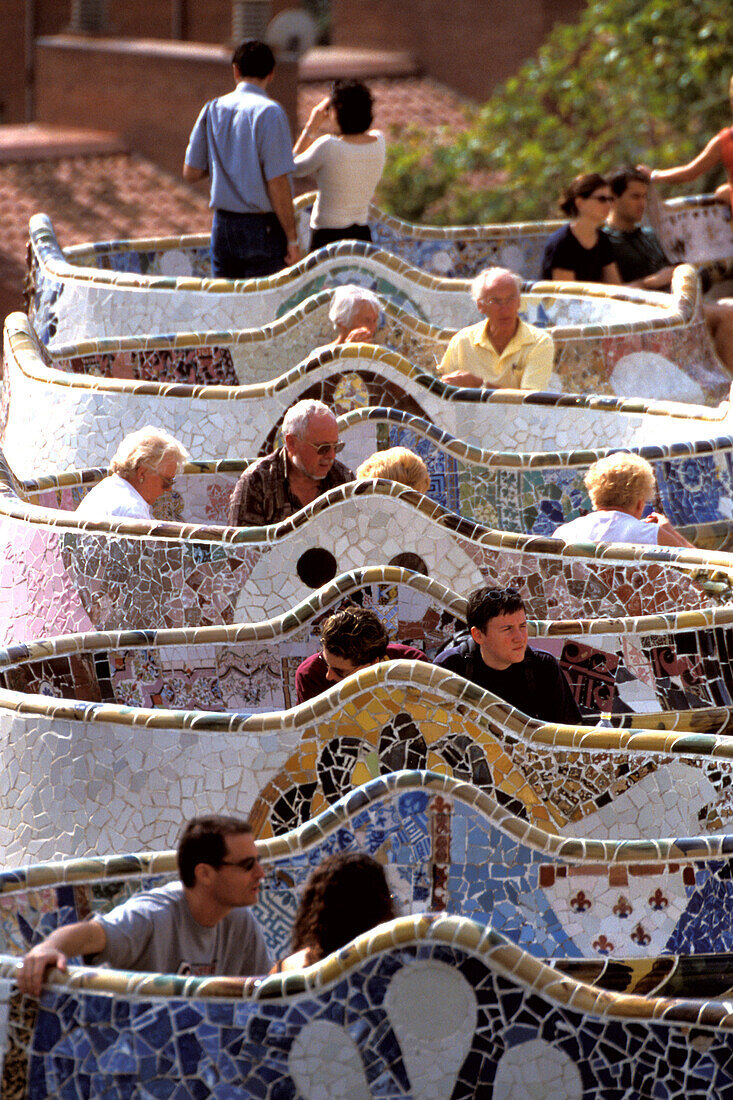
[332,0,586,101]
[34,37,298,179]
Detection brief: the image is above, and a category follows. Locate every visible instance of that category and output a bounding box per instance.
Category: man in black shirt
[433,586,581,723]
[603,166,733,373]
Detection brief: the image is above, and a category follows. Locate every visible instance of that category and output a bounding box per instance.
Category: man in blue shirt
[184,39,301,278]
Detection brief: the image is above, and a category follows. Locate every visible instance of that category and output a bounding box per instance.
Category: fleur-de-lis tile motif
[592,934,614,955]
[648,888,669,911]
[570,890,592,913]
[612,895,633,918]
[631,922,651,946]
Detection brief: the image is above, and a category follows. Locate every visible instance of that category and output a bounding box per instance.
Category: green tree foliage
[377,0,732,224]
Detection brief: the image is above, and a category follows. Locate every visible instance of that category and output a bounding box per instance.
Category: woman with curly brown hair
[271,852,397,972]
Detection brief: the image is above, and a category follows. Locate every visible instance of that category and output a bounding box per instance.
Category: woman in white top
[553,452,694,548]
[75,426,190,521]
[292,80,386,253]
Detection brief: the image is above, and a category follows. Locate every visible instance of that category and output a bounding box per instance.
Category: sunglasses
[219,855,260,872]
[588,193,614,204]
[304,440,346,457]
[485,586,520,600]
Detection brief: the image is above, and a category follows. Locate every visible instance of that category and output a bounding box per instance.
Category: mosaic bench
[64,189,732,281]
[10,405,733,557]
[3,912,733,1097]
[4,297,729,480]
[647,192,733,267]
[1,439,731,643]
[3,769,733,977]
[6,596,733,860]
[28,215,723,395]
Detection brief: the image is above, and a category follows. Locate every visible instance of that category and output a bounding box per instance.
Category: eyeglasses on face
[146,466,176,490]
[304,440,346,457]
[219,855,261,873]
[587,192,614,204]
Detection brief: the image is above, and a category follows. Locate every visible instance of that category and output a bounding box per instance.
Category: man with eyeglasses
[75,426,190,521]
[18,815,270,996]
[228,398,354,527]
[433,585,581,723]
[437,266,555,390]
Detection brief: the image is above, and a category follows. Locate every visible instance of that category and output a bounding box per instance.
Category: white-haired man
[228,399,354,526]
[438,267,554,390]
[75,427,191,521]
[328,285,381,344]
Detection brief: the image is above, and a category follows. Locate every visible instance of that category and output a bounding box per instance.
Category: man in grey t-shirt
[19,815,270,995]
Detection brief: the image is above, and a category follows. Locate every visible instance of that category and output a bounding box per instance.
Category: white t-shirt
[553,509,659,545]
[75,473,153,521]
[293,132,386,228]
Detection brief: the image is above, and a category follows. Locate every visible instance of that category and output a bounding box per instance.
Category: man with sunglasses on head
[228,398,354,527]
[296,606,428,703]
[19,815,270,996]
[433,585,581,723]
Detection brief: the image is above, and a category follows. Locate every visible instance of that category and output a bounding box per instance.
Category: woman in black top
[541,172,622,284]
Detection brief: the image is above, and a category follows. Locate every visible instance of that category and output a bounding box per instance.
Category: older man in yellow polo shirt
[438,267,555,390]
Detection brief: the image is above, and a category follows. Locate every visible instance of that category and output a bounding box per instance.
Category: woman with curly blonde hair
[356,447,430,494]
[271,852,396,972]
[553,452,693,548]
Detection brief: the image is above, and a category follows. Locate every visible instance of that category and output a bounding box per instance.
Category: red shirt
[295,643,428,703]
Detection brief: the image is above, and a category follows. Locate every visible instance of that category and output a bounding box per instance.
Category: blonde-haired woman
[553,452,693,548]
[356,447,430,494]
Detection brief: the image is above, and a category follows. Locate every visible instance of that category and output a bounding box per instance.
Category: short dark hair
[177,814,252,887]
[559,172,609,216]
[608,166,650,198]
[320,607,389,664]
[291,851,396,961]
[232,39,275,80]
[331,79,373,135]
[466,586,525,632]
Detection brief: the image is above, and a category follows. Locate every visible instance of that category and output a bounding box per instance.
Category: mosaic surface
[647,193,733,266]
[0,434,730,647]
[5,289,731,479]
[5,577,733,862]
[6,769,733,973]
[27,214,727,410]
[5,912,733,1097]
[69,189,733,278]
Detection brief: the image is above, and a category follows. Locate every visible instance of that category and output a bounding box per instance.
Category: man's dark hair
[320,607,389,664]
[232,39,275,80]
[331,80,374,135]
[608,167,650,198]
[466,586,525,632]
[177,814,252,888]
[291,851,396,962]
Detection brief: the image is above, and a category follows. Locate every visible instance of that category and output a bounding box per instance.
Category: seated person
[75,426,190,520]
[228,399,354,527]
[329,284,381,344]
[296,606,428,703]
[553,452,694,548]
[356,447,430,493]
[437,266,554,390]
[603,166,733,374]
[18,815,270,996]
[541,173,622,284]
[433,585,581,723]
[271,851,396,972]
